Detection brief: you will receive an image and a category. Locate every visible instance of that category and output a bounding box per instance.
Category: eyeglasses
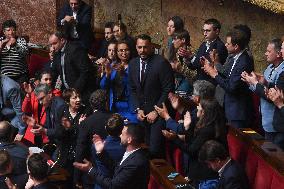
[117,49,130,53]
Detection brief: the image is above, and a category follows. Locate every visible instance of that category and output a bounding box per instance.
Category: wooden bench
[149,159,193,189]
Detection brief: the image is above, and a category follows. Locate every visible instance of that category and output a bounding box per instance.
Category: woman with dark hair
[155,98,227,187]
[22,70,61,146]
[100,41,137,123]
[166,16,185,61]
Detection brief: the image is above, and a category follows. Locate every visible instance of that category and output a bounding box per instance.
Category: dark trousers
[265,131,284,150]
[140,118,166,159]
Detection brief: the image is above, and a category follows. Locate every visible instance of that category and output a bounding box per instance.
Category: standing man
[188,18,228,84]
[128,34,174,158]
[97,21,115,59]
[57,0,93,50]
[49,31,96,105]
[242,38,284,147]
[203,29,254,128]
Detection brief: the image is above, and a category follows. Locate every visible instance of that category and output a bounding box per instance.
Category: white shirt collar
[218,158,231,177]
[120,148,140,165]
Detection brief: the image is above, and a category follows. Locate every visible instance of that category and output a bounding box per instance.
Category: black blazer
[191,37,228,84]
[52,41,96,97]
[75,111,111,162]
[128,54,174,114]
[57,1,93,49]
[90,148,150,189]
[217,160,249,189]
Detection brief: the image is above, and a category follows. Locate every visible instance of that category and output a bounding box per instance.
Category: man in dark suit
[199,140,249,189]
[128,34,174,158]
[57,0,93,50]
[49,31,96,105]
[97,21,115,59]
[203,29,254,128]
[188,18,228,84]
[74,89,112,188]
[74,123,150,189]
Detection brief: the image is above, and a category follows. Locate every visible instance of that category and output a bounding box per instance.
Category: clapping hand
[183,111,192,131]
[154,103,171,120]
[92,134,105,153]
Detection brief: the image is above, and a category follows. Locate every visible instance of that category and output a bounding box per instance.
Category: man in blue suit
[199,140,249,189]
[57,0,93,50]
[203,29,254,128]
[74,123,150,189]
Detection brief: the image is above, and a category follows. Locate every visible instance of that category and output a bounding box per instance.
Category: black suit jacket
[75,111,111,163]
[52,41,96,100]
[57,1,93,49]
[217,160,249,189]
[191,37,228,84]
[90,148,150,189]
[128,54,174,114]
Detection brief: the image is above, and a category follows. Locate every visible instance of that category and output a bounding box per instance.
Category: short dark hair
[2,19,17,30]
[0,150,11,174]
[113,22,127,33]
[62,88,80,104]
[125,123,145,144]
[136,34,151,43]
[89,89,107,111]
[37,70,52,81]
[53,30,67,40]
[0,121,13,142]
[269,38,282,53]
[105,21,114,29]
[28,154,48,181]
[198,140,228,162]
[172,29,191,46]
[169,16,184,32]
[106,113,124,137]
[226,29,247,50]
[233,24,251,44]
[204,18,221,30]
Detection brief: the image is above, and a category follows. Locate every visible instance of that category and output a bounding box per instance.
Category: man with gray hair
[24,84,65,142]
[192,80,216,104]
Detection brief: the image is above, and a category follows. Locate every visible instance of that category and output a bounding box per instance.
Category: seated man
[199,140,249,189]
[57,0,93,50]
[0,150,28,189]
[25,154,56,189]
[0,74,26,141]
[74,123,150,189]
[0,19,29,83]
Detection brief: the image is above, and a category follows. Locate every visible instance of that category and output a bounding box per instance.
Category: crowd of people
[0,0,284,188]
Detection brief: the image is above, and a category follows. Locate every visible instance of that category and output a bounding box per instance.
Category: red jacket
[22,89,62,144]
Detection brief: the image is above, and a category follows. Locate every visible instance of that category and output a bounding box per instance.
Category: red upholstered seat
[253,157,274,189]
[28,54,49,77]
[271,171,284,189]
[245,149,258,188]
[227,131,248,165]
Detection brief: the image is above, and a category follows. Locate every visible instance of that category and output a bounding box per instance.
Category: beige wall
[94,0,284,72]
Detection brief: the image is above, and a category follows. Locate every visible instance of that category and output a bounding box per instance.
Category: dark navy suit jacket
[191,37,228,84]
[90,148,150,189]
[217,160,249,189]
[215,51,254,122]
[57,1,93,49]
